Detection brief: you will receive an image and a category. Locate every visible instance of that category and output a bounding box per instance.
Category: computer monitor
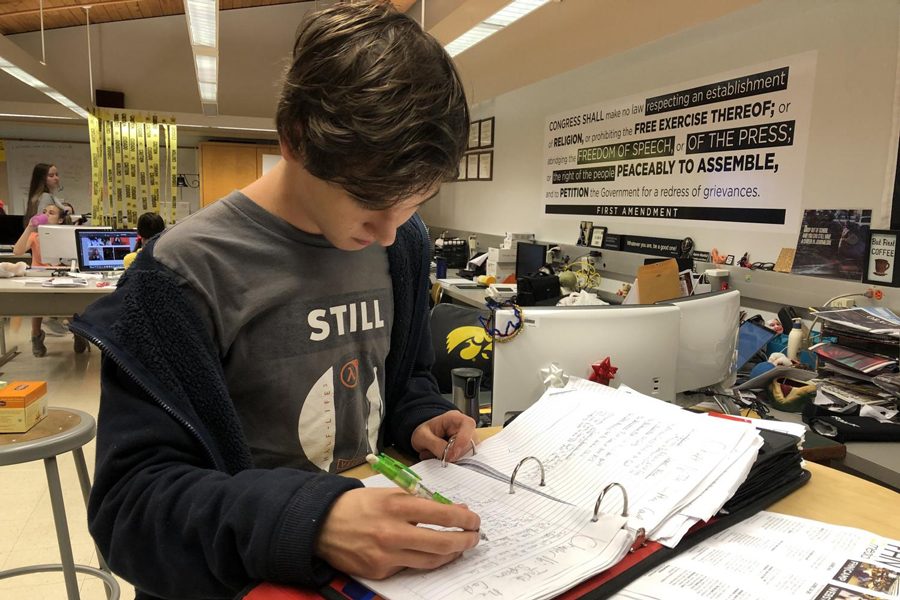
[75,229,140,272]
[0,215,25,246]
[662,289,741,393]
[515,242,547,278]
[37,224,112,266]
[490,304,681,425]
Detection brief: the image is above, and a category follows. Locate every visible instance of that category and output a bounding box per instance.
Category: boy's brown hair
[276,1,469,209]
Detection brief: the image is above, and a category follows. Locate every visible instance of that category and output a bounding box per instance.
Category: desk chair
[0,408,120,600]
[429,303,493,394]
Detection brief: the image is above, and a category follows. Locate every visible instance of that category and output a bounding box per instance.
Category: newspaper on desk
[613,511,900,600]
[360,380,765,600]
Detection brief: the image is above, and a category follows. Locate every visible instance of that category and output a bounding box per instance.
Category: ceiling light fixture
[0,57,89,118]
[445,0,552,58]
[184,0,219,116]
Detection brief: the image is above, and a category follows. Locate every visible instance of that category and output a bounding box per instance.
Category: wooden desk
[350,428,899,539]
[0,277,115,365]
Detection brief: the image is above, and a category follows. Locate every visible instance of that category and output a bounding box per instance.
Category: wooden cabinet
[199,142,280,206]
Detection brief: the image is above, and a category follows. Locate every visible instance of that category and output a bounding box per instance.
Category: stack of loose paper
[462,380,763,548]
[361,379,765,600]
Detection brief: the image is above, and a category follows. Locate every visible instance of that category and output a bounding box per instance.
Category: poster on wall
[542,52,817,232]
[791,209,871,281]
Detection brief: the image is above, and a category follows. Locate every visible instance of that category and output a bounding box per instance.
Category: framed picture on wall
[466,154,479,180]
[477,151,493,180]
[468,122,480,149]
[577,221,594,246]
[863,229,899,287]
[589,226,607,248]
[478,117,495,148]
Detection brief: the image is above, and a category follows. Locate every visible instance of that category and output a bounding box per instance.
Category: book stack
[804,307,899,441]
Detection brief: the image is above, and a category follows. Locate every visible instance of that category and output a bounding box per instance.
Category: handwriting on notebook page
[464,386,761,538]
[361,461,634,600]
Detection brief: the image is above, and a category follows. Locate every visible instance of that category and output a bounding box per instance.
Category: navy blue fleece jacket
[72,214,455,600]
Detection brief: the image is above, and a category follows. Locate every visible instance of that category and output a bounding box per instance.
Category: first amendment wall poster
[542,52,817,231]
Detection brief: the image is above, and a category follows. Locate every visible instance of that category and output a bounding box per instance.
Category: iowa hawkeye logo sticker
[445,326,492,362]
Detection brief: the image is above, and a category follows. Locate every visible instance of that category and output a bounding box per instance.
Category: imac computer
[37,225,112,266]
[490,304,681,426]
[75,229,140,272]
[663,289,741,395]
[515,242,547,278]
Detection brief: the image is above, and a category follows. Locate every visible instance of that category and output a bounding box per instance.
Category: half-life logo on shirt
[298,352,383,473]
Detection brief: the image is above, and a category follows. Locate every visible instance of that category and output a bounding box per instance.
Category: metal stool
[0,408,120,600]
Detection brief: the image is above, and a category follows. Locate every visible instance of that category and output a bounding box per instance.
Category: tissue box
[0,381,48,433]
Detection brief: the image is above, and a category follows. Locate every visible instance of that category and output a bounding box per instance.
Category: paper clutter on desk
[540,363,569,389]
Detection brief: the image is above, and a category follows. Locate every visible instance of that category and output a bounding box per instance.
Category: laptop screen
[75,229,140,272]
[736,320,778,371]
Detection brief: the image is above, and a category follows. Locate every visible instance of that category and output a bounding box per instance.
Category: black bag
[516,273,561,306]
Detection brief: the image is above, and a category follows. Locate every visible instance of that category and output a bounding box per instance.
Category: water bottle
[787,318,803,361]
[30,213,49,227]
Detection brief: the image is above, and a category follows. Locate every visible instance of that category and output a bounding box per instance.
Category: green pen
[365,453,488,541]
[366,453,453,503]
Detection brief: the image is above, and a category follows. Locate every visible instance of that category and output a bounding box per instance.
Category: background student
[23,162,61,225]
[122,211,166,269]
[13,201,74,356]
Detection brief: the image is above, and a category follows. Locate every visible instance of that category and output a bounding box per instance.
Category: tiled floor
[0,318,135,600]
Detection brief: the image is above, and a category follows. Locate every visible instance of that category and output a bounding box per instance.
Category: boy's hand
[411,411,476,462]
[315,488,481,579]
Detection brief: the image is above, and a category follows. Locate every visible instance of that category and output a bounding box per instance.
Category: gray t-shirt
[154,191,393,473]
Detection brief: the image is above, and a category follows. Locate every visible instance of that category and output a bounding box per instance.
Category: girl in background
[23,163,61,225]
[123,212,166,269]
[13,201,74,357]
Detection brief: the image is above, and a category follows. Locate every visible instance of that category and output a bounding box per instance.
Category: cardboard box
[0,381,48,434]
[487,246,517,263]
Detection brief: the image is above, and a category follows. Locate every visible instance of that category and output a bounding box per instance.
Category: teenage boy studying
[73,3,478,599]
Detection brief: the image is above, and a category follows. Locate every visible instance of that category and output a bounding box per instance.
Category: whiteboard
[4,140,201,218]
[5,140,92,215]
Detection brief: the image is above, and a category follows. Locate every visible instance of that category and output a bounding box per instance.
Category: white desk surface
[440,283,489,308]
[0,276,116,317]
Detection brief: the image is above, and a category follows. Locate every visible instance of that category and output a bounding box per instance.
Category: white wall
[421,0,900,264]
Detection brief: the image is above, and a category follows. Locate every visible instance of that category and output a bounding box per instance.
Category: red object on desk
[589,357,618,386]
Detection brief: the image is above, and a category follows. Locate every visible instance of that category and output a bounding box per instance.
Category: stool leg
[44,455,81,600]
[73,447,115,599]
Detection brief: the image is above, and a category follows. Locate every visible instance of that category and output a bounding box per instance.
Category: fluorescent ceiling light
[184,0,219,113]
[198,81,217,102]
[195,54,217,83]
[185,0,217,48]
[445,0,552,57]
[0,58,89,118]
[0,113,79,120]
